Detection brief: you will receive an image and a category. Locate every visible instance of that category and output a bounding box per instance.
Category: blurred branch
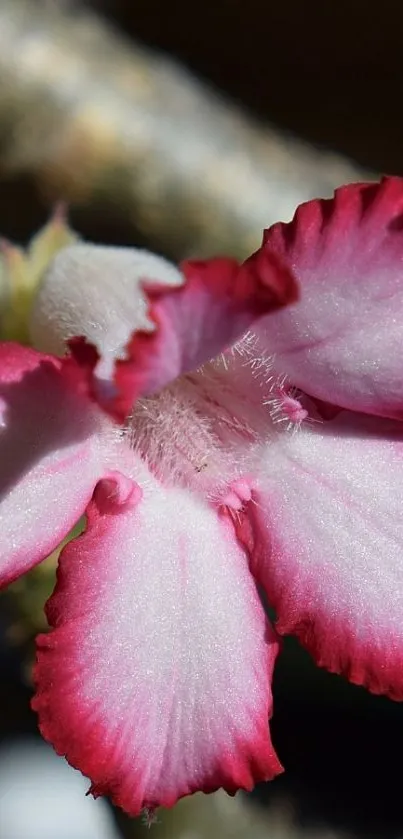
[0,0,371,260]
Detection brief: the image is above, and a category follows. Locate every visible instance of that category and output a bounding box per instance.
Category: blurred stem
[115,789,302,839]
[0,0,370,261]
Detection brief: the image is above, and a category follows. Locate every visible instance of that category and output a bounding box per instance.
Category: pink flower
[2,175,403,815]
[0,246,295,815]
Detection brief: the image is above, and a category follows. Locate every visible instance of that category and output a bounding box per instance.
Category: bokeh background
[0,1,402,838]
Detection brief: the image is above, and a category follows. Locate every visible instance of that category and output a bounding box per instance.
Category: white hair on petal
[215,331,312,434]
[126,329,313,503]
[126,370,261,504]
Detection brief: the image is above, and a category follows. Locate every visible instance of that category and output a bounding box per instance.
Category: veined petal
[239,410,403,699]
[0,342,111,586]
[30,243,296,420]
[250,177,403,418]
[33,462,281,815]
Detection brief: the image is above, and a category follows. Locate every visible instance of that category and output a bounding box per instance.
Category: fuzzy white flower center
[127,332,309,502]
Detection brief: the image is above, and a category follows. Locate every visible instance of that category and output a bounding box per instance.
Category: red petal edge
[67,255,298,422]
[32,475,283,815]
[250,176,403,418]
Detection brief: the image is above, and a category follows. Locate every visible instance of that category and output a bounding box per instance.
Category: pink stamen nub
[267,385,308,429]
[279,393,308,425]
[222,478,253,510]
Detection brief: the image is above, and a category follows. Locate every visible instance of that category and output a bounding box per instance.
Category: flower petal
[250,176,403,418]
[33,462,281,815]
[239,410,403,699]
[30,243,297,420]
[0,342,110,585]
[30,244,184,366]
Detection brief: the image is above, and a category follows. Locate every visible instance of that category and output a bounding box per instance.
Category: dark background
[91,0,402,175]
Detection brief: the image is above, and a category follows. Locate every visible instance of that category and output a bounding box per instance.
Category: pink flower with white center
[2,175,403,816]
[0,247,295,816]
